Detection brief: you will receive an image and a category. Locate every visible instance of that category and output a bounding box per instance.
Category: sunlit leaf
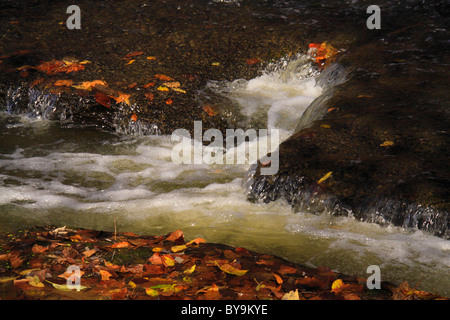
[318,171,333,184]
[171,244,187,252]
[380,140,394,147]
[99,270,113,281]
[282,289,300,300]
[157,86,169,92]
[183,265,196,275]
[186,238,206,245]
[214,261,248,276]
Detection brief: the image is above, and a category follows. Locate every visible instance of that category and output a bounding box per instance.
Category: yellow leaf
[27,276,44,288]
[145,288,159,297]
[162,255,175,267]
[79,60,91,65]
[152,247,163,252]
[331,279,345,293]
[318,171,333,184]
[157,86,169,92]
[320,124,330,128]
[172,88,186,94]
[46,280,88,291]
[128,281,136,288]
[282,289,300,300]
[126,59,135,65]
[171,244,187,253]
[0,276,19,283]
[183,265,196,275]
[380,140,394,147]
[215,261,248,276]
[163,81,180,88]
[212,62,220,66]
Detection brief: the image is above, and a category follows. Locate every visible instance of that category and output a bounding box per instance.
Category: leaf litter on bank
[0,226,447,300]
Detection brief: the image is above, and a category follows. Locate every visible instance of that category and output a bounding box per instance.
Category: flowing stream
[0,55,449,295]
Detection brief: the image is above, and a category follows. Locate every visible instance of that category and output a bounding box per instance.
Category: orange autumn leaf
[165,229,184,242]
[165,98,173,105]
[143,82,155,88]
[308,42,337,69]
[154,74,174,81]
[32,244,49,254]
[123,51,144,60]
[111,92,131,105]
[146,56,156,60]
[99,269,113,281]
[214,261,248,276]
[162,81,180,88]
[203,105,217,116]
[54,79,73,87]
[95,92,111,109]
[131,113,138,122]
[36,59,85,75]
[125,59,135,65]
[73,80,107,90]
[144,92,154,101]
[111,241,130,249]
[162,254,175,267]
[273,273,283,284]
[246,58,260,65]
[186,238,206,245]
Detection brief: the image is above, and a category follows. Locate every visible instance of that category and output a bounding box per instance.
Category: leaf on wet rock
[186,238,206,245]
[157,86,169,92]
[143,82,155,88]
[125,59,135,65]
[246,58,260,65]
[203,105,217,116]
[171,245,187,253]
[317,171,333,184]
[72,80,108,91]
[165,98,173,105]
[131,113,138,122]
[99,270,113,281]
[163,81,180,88]
[183,265,196,275]
[380,140,394,147]
[155,74,174,81]
[95,92,111,109]
[146,56,156,60]
[54,79,73,87]
[32,244,49,254]
[123,51,144,61]
[172,88,186,93]
[111,92,131,105]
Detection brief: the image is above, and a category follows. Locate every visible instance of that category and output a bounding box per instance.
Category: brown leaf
[165,229,184,242]
[95,92,111,109]
[124,51,144,60]
[246,58,260,65]
[54,79,73,87]
[143,82,155,88]
[154,74,174,81]
[32,244,49,254]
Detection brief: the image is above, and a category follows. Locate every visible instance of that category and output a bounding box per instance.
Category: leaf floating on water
[308,42,338,69]
[317,171,333,184]
[72,80,107,90]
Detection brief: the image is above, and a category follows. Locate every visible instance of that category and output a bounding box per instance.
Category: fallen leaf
[145,288,159,297]
[72,80,107,91]
[111,92,131,105]
[331,279,347,293]
[54,79,73,87]
[273,273,283,284]
[318,171,333,184]
[165,98,173,105]
[172,88,186,93]
[327,107,339,112]
[320,124,331,128]
[46,280,88,291]
[215,261,248,276]
[155,74,174,81]
[95,92,111,109]
[212,62,220,66]
[27,276,44,288]
[157,86,169,92]
[246,58,260,65]
[146,56,156,60]
[100,270,113,281]
[162,255,175,267]
[124,51,144,60]
[142,92,154,102]
[142,82,155,88]
[131,113,138,122]
[203,105,217,116]
[186,238,206,245]
[163,81,180,88]
[282,289,300,300]
[183,265,196,275]
[380,140,394,147]
[126,59,135,65]
[166,229,184,242]
[111,241,130,249]
[148,253,163,265]
[171,244,187,252]
[32,244,48,254]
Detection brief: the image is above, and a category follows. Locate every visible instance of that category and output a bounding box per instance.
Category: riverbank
[0,226,447,300]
